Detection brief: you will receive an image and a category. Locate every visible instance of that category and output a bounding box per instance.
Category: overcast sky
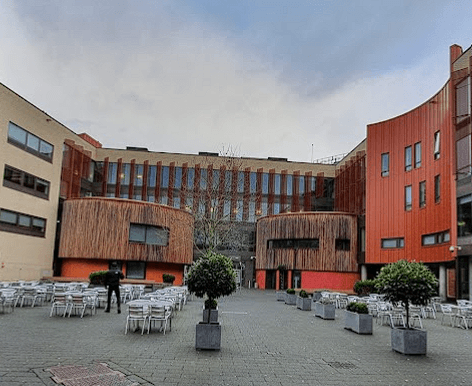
[1,1,471,162]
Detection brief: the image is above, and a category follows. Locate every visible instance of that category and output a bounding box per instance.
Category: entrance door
[265,270,276,289]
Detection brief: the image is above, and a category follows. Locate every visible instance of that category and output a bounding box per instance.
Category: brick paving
[1,289,472,386]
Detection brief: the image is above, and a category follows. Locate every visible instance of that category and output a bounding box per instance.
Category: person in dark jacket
[104,262,124,313]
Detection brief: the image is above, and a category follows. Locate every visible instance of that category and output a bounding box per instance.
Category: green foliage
[89,271,107,285]
[346,302,369,314]
[162,273,175,283]
[353,279,376,296]
[286,288,296,295]
[204,298,218,309]
[187,251,237,309]
[277,264,286,271]
[375,260,438,328]
[298,290,309,298]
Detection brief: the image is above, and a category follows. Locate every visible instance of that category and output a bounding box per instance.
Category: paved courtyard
[1,289,471,386]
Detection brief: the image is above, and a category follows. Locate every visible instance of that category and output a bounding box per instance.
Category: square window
[26,134,40,152]
[126,261,145,279]
[8,122,27,144]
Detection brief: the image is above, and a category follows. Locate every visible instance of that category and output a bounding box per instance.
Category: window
[381,153,389,176]
[174,167,182,189]
[0,208,46,237]
[262,173,269,194]
[107,163,117,184]
[335,239,351,251]
[456,76,470,124]
[414,142,422,168]
[267,239,319,249]
[458,195,472,237]
[405,146,412,171]
[7,122,54,162]
[129,224,169,246]
[419,181,426,208]
[147,165,157,187]
[422,230,450,246]
[381,238,404,249]
[161,166,169,188]
[187,168,195,188]
[134,164,144,187]
[405,185,412,211]
[435,175,440,203]
[120,164,130,185]
[3,165,50,199]
[456,135,471,179]
[237,172,245,193]
[126,261,146,279]
[434,131,440,160]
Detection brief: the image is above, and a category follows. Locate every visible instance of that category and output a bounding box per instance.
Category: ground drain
[324,361,357,369]
[47,363,138,386]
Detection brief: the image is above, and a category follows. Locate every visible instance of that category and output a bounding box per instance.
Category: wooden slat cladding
[59,198,194,264]
[256,212,358,272]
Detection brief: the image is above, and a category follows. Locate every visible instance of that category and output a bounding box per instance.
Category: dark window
[434,131,440,160]
[267,238,319,249]
[456,77,470,124]
[456,135,471,179]
[435,175,441,203]
[405,146,412,171]
[381,238,404,249]
[7,122,54,162]
[419,181,426,208]
[422,230,450,246]
[129,223,169,246]
[414,142,422,168]
[381,153,389,176]
[126,261,146,279]
[335,239,351,251]
[0,208,46,237]
[174,167,182,189]
[3,165,50,199]
[134,164,144,187]
[405,185,412,211]
[458,195,472,237]
[107,163,117,184]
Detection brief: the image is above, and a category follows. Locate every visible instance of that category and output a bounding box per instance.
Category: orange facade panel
[366,82,456,264]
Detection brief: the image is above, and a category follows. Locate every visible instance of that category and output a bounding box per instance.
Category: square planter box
[203,308,218,323]
[296,296,312,311]
[196,322,221,350]
[276,291,286,302]
[285,293,297,305]
[391,328,427,355]
[344,310,373,334]
[314,302,335,320]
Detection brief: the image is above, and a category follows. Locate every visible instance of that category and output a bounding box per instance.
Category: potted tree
[187,251,237,350]
[296,290,311,311]
[353,279,376,296]
[375,260,438,355]
[285,288,297,305]
[344,302,373,334]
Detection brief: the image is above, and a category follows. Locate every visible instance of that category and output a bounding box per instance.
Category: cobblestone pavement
[1,289,472,386]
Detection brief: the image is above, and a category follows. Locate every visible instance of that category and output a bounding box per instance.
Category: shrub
[162,273,175,283]
[204,298,218,309]
[353,279,376,296]
[89,271,107,285]
[286,288,296,294]
[375,260,438,329]
[346,302,369,314]
[299,290,309,298]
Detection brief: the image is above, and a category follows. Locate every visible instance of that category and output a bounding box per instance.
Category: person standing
[104,262,124,314]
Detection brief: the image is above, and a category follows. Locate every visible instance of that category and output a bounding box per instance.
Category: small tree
[187,251,237,319]
[353,279,376,296]
[375,260,438,329]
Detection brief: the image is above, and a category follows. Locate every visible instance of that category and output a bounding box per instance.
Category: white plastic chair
[147,304,171,334]
[125,304,148,335]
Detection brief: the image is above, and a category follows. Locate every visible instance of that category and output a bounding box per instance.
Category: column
[439,264,447,302]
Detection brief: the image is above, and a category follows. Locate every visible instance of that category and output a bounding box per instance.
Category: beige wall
[0,83,95,280]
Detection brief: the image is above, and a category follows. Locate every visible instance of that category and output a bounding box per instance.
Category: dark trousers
[106,285,121,311]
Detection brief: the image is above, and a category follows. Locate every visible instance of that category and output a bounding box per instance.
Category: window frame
[129,223,169,246]
[405,146,412,171]
[0,208,46,237]
[405,185,412,211]
[434,175,441,203]
[381,153,389,177]
[419,180,426,208]
[421,230,450,246]
[414,142,422,168]
[7,122,54,163]
[3,165,50,200]
[381,238,404,249]
[434,131,440,160]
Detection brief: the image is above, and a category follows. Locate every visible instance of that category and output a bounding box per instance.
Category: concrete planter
[203,308,218,323]
[285,293,297,305]
[314,302,335,320]
[312,292,323,302]
[391,328,427,355]
[276,291,286,302]
[195,322,221,350]
[296,296,312,311]
[344,311,373,334]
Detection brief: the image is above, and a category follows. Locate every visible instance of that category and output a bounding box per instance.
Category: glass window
[236,199,243,221]
[456,135,471,179]
[238,171,245,193]
[4,167,22,185]
[120,164,130,185]
[405,185,412,211]
[248,200,256,222]
[405,146,412,171]
[381,153,389,176]
[36,179,49,195]
[174,167,182,189]
[458,195,472,237]
[18,215,31,227]
[456,77,470,123]
[145,227,169,246]
[381,238,404,248]
[173,197,181,209]
[419,181,426,208]
[134,165,144,186]
[147,194,155,202]
[107,163,117,184]
[273,202,280,215]
[31,218,45,233]
[274,174,281,195]
[129,224,146,243]
[422,231,450,246]
[286,175,293,195]
[147,165,157,187]
[0,209,17,224]
[250,172,257,193]
[160,195,168,205]
[187,168,195,189]
[262,173,269,194]
[414,142,422,168]
[212,169,220,190]
[26,135,40,152]
[161,166,169,188]
[335,239,350,251]
[299,176,305,194]
[23,174,35,190]
[8,122,27,144]
[39,141,54,159]
[225,170,232,192]
[126,261,145,279]
[200,169,207,190]
[434,131,440,160]
[223,199,231,219]
[435,175,440,203]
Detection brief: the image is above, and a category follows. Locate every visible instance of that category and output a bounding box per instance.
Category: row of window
[381,230,450,249]
[3,165,50,200]
[105,162,331,197]
[381,131,440,177]
[7,122,54,162]
[0,208,47,237]
[404,175,440,211]
[267,238,351,251]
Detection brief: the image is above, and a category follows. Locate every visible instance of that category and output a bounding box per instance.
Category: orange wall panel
[301,271,360,292]
[256,270,266,289]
